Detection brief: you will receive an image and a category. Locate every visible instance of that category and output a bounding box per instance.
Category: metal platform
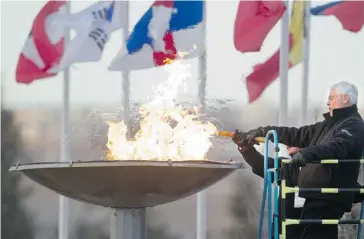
[10,160,242,208]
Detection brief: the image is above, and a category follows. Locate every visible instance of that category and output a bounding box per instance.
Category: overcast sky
[1,0,363,109]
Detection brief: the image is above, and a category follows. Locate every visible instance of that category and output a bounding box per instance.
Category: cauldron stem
[110,208,147,239]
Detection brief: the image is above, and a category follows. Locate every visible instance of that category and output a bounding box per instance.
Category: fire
[105,56,218,161]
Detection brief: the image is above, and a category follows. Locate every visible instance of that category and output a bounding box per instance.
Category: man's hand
[246,127,265,145]
[291,152,306,167]
[287,147,301,155]
[232,130,250,153]
[232,130,248,146]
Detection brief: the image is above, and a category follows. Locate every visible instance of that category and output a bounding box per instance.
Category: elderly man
[238,81,364,239]
[232,137,364,239]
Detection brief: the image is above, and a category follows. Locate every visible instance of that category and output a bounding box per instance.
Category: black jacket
[261,105,364,211]
[239,144,364,239]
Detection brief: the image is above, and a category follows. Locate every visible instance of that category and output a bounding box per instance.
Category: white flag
[57,1,124,70]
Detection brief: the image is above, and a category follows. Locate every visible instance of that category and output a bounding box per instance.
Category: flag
[234,0,286,53]
[58,1,121,70]
[64,0,125,32]
[245,0,305,103]
[16,1,66,84]
[108,0,204,71]
[311,1,364,33]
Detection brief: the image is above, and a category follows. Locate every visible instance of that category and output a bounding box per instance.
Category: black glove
[291,152,306,167]
[232,130,248,146]
[246,127,265,145]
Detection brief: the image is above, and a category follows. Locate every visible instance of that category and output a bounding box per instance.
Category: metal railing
[257,130,364,239]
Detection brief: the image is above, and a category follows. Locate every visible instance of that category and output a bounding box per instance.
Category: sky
[1,0,363,109]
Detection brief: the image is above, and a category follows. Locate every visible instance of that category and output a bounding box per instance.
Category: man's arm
[238,145,273,178]
[299,120,364,161]
[262,122,321,148]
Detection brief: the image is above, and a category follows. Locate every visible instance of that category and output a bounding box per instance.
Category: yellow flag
[289,0,305,66]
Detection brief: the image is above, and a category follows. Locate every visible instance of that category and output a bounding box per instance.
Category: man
[232,135,364,239]
[238,81,364,239]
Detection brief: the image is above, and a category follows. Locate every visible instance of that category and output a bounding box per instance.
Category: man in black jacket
[238,82,364,239]
[232,135,364,239]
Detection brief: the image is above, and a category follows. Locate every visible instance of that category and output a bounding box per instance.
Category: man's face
[327,89,349,116]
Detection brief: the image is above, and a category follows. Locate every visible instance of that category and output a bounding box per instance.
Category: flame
[105,54,218,161]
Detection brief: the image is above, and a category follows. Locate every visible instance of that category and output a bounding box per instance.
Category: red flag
[246,43,292,103]
[246,1,304,103]
[153,1,174,8]
[16,1,65,84]
[234,0,286,53]
[311,1,364,33]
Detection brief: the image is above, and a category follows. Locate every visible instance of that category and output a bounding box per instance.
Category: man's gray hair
[331,81,358,105]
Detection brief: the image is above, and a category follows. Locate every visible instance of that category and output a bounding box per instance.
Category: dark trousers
[300,200,346,239]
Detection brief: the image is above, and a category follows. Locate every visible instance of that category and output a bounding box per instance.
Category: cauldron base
[110,208,146,239]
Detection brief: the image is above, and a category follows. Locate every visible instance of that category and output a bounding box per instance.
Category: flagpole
[110,2,131,239]
[300,0,311,125]
[122,1,130,131]
[279,1,290,126]
[59,2,71,239]
[197,2,207,239]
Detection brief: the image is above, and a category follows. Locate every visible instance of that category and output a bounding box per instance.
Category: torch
[216,131,266,143]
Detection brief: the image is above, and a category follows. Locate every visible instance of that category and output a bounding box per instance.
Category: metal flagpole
[197,1,207,239]
[122,1,130,129]
[110,2,133,239]
[59,1,71,239]
[278,1,290,127]
[300,0,311,126]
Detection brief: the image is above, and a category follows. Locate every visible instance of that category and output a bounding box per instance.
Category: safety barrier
[257,130,364,239]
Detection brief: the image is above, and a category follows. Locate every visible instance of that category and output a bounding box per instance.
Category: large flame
[105,58,218,161]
